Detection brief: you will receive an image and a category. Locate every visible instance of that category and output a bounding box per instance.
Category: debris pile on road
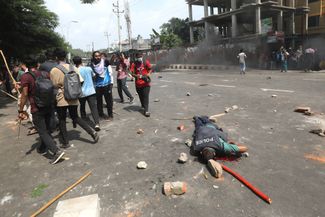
[137,161,148,169]
[294,106,311,113]
[310,129,325,137]
[207,159,223,178]
[163,181,187,196]
[178,153,188,163]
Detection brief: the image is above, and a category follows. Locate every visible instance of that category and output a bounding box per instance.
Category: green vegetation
[152,17,199,49]
[0,0,66,60]
[31,184,48,198]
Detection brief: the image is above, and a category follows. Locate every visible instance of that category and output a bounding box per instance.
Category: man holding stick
[18,56,65,164]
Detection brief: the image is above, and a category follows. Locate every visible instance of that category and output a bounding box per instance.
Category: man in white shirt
[237,49,247,75]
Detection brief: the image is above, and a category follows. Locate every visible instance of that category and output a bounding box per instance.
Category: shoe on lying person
[50,151,65,165]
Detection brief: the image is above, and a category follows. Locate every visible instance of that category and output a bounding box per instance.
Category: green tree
[160,18,190,45]
[0,0,66,60]
[159,32,182,50]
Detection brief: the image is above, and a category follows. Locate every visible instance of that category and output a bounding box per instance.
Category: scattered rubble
[271,95,277,98]
[225,105,239,113]
[208,94,213,97]
[178,153,188,163]
[294,107,311,113]
[186,92,191,96]
[163,182,187,196]
[310,129,325,137]
[266,76,272,80]
[207,160,223,179]
[304,111,315,116]
[185,139,192,147]
[137,129,144,134]
[231,105,239,110]
[213,185,219,189]
[177,125,185,131]
[154,98,160,102]
[225,107,231,113]
[137,161,147,169]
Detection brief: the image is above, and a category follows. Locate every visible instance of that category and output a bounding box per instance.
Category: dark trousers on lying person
[32,107,60,154]
[136,86,150,112]
[79,94,100,125]
[96,84,113,118]
[56,105,95,145]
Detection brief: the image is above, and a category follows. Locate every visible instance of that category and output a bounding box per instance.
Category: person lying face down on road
[191,116,248,162]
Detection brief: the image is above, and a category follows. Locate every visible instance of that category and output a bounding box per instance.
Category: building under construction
[187,0,325,48]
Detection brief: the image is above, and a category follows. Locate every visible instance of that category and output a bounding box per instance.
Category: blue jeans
[281,60,288,72]
[240,63,246,74]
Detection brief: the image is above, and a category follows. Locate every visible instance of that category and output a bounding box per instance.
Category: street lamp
[66,20,79,62]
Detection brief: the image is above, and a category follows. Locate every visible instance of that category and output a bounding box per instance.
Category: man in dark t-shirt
[19,56,64,165]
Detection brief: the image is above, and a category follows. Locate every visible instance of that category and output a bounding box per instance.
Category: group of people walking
[8,48,152,164]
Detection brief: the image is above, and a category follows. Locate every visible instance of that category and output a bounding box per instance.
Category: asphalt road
[0,68,324,217]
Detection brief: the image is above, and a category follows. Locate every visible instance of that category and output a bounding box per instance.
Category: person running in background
[91,51,114,120]
[116,54,134,104]
[73,56,100,131]
[304,47,315,72]
[130,52,152,117]
[280,47,289,72]
[237,49,247,75]
[50,48,99,148]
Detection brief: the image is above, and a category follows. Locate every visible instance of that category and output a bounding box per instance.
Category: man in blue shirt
[91,51,114,120]
[73,56,100,131]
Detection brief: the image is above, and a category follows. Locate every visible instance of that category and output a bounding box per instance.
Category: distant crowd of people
[0,48,152,164]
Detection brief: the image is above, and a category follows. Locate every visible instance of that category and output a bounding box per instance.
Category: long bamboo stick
[0,89,18,100]
[30,171,92,217]
[0,50,20,94]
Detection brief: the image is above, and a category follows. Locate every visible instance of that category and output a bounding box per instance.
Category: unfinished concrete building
[186,0,318,47]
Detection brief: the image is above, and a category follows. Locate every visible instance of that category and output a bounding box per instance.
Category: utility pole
[104,32,111,53]
[124,0,133,50]
[92,42,94,52]
[113,0,124,52]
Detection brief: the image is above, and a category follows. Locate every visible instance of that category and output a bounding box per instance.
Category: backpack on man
[28,71,55,108]
[56,64,82,100]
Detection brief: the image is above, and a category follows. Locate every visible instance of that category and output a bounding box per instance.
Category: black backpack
[29,71,55,108]
[56,64,82,100]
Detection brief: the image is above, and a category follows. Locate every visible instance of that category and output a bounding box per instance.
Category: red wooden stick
[221,164,272,204]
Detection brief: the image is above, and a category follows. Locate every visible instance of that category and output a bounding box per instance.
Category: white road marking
[213,84,236,88]
[159,80,173,83]
[303,79,325,81]
[184,81,197,85]
[261,88,295,93]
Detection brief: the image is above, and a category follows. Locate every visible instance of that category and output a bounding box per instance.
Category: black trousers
[32,107,59,154]
[117,78,133,101]
[136,86,150,112]
[96,84,113,118]
[79,94,100,125]
[56,105,94,145]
